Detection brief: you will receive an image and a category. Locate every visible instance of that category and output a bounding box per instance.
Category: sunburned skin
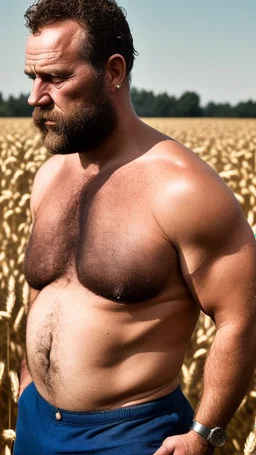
[24,144,201,412]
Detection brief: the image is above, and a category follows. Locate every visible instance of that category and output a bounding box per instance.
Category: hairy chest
[24,168,177,302]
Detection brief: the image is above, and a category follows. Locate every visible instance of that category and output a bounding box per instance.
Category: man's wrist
[185,430,214,455]
[190,420,227,448]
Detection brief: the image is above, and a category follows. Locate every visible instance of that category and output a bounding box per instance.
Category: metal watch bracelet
[190,420,227,448]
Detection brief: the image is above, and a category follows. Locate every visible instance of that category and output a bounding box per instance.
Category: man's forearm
[19,355,33,396]
[194,322,256,429]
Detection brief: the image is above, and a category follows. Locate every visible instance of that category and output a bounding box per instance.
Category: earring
[116,84,121,89]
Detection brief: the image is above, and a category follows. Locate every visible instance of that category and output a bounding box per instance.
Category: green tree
[153,93,178,117]
[177,92,202,117]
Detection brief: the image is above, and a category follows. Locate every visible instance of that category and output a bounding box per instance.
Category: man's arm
[153,151,256,454]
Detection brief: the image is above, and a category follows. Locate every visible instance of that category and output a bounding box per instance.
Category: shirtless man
[14,1,256,454]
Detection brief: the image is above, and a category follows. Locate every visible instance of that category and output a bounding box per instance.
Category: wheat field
[0,117,256,455]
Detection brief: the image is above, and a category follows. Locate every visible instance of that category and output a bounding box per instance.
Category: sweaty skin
[20,20,256,455]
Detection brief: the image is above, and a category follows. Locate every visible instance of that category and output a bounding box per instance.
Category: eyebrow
[24,67,71,77]
[24,69,33,75]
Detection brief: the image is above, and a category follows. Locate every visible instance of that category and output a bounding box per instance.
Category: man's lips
[44,120,56,126]
[32,112,57,125]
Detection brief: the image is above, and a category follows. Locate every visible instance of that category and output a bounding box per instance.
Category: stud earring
[116,84,121,89]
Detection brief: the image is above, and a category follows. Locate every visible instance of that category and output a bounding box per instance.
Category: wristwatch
[190,420,227,448]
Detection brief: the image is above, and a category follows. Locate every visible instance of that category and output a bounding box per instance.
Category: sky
[0,0,255,106]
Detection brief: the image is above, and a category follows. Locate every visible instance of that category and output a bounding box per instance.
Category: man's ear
[104,54,126,93]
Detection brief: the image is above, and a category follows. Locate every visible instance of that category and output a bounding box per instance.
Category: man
[14,1,256,454]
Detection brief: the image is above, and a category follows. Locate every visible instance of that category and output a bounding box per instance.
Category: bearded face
[25,22,119,155]
[32,76,118,155]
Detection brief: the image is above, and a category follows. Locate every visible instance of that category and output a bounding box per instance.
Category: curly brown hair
[24,0,138,79]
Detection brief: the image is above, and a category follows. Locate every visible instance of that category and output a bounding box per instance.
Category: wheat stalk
[244,419,256,455]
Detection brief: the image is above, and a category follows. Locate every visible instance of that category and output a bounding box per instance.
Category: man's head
[25,0,137,81]
[24,0,137,155]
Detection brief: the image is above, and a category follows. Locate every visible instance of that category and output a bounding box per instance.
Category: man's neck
[77,112,144,170]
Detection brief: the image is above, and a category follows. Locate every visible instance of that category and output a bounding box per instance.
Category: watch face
[209,427,227,448]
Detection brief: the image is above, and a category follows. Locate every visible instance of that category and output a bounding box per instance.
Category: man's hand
[153,431,214,455]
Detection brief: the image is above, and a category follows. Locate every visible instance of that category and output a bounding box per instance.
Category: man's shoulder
[34,154,66,181]
[150,139,244,245]
[30,155,66,220]
[147,139,224,195]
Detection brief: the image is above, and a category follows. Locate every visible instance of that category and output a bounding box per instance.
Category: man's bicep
[178,209,256,328]
[154,153,256,328]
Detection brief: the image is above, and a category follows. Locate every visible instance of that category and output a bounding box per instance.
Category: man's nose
[28,78,53,107]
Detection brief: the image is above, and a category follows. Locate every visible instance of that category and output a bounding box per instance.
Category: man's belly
[26,278,199,411]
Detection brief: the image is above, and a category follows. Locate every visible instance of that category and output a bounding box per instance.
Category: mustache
[32,108,61,126]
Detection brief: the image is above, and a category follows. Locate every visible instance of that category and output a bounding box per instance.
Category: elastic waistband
[33,383,184,425]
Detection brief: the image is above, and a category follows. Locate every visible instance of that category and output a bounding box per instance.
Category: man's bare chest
[24,168,177,303]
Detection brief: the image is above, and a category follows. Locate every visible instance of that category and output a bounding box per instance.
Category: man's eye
[25,74,67,84]
[51,76,66,84]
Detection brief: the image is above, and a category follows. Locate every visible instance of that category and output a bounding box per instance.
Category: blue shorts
[14,382,194,455]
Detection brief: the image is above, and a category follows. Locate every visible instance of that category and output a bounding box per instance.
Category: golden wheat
[0,117,256,455]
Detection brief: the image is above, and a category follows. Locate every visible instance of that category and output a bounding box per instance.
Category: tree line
[0,89,256,118]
